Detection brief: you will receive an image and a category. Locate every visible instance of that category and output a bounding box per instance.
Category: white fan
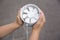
[20,4,40,24]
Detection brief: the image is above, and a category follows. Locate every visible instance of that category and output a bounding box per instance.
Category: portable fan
[20,4,40,25]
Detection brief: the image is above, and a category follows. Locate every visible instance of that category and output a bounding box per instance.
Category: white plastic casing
[20,4,40,24]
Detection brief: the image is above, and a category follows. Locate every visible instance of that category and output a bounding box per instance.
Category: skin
[0,9,46,40]
[0,11,23,38]
[29,10,46,40]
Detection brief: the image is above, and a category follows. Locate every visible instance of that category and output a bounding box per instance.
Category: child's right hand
[32,10,46,31]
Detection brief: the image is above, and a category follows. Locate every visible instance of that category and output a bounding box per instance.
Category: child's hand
[16,10,23,26]
[32,10,46,31]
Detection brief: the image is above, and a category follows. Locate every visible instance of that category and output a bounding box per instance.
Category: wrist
[32,29,41,35]
[32,26,42,32]
[13,21,21,28]
[32,28,41,32]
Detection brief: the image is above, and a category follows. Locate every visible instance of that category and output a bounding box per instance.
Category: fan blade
[28,7,33,12]
[24,9,29,13]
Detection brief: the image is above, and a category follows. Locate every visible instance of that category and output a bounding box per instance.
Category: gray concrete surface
[0,0,60,40]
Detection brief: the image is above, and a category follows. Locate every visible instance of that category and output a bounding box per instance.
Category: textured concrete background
[0,0,60,40]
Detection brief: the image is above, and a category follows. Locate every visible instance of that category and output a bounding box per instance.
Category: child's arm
[0,22,20,38]
[29,10,46,40]
[0,11,23,38]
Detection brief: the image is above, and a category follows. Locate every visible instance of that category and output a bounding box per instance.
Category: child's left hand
[16,10,23,26]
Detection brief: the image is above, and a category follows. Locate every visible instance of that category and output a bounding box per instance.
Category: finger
[17,10,22,21]
[17,10,20,17]
[40,9,44,14]
[40,12,46,27]
[42,11,46,23]
[16,10,20,20]
[40,9,46,23]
